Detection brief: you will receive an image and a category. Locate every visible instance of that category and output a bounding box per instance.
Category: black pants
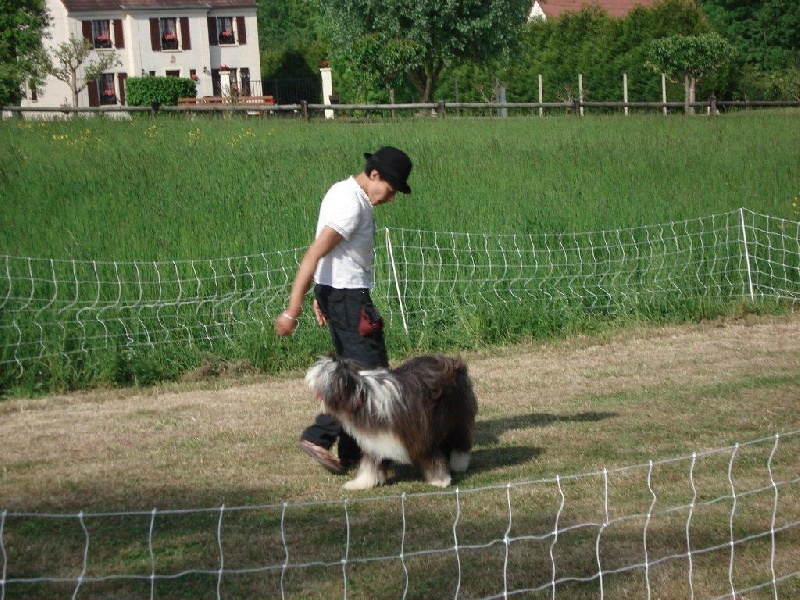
[300,285,388,463]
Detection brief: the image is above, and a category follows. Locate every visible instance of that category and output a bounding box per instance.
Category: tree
[257,0,328,83]
[697,0,799,71]
[0,0,50,106]
[646,32,736,112]
[315,0,530,103]
[503,0,711,106]
[48,36,121,107]
[349,34,418,103]
[697,0,799,100]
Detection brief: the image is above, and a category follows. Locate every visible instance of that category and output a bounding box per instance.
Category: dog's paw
[427,474,452,488]
[423,457,452,487]
[343,471,386,490]
[343,457,386,490]
[449,451,471,473]
[343,478,379,490]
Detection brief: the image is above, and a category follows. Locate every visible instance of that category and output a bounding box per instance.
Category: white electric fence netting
[1,208,798,370]
[1,431,798,598]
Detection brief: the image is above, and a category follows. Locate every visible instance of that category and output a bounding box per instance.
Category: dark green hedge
[126,76,197,107]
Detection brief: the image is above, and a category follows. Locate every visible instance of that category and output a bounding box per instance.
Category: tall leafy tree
[0,0,50,106]
[258,0,327,79]
[697,0,799,71]
[315,0,530,103]
[506,0,710,104]
[697,0,799,99]
[646,32,736,111]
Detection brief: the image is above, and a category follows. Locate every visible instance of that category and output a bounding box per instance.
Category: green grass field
[2,112,798,260]
[0,112,798,395]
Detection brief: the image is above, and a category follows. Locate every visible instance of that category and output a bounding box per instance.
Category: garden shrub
[126,76,197,107]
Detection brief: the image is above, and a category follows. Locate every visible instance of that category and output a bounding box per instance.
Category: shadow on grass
[475,411,617,446]
[387,445,544,485]
[388,411,616,484]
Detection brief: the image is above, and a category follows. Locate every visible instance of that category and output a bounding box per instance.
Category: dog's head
[304,356,367,415]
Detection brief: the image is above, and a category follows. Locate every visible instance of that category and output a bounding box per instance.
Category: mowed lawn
[0,313,798,599]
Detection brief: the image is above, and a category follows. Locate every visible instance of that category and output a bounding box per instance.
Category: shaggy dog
[305,354,478,490]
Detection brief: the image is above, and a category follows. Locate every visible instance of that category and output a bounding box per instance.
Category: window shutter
[82,21,93,42]
[88,81,99,107]
[207,18,218,46]
[113,20,124,48]
[180,17,191,50]
[236,17,246,45]
[149,18,160,51]
[118,73,127,105]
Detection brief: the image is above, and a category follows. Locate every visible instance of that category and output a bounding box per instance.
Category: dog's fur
[305,354,478,490]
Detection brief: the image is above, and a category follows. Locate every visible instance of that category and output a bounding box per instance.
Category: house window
[150,17,189,51]
[160,18,179,50]
[209,16,244,46]
[216,17,235,44]
[84,20,124,49]
[98,73,117,105]
[93,20,112,48]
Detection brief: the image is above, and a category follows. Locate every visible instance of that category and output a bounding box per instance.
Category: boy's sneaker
[297,439,343,474]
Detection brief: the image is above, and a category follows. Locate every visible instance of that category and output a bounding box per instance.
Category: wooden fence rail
[2,98,798,119]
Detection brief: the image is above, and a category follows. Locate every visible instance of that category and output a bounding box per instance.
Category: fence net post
[739,207,755,301]
[384,228,408,334]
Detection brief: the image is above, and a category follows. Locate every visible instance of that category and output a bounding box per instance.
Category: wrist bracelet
[281,312,298,322]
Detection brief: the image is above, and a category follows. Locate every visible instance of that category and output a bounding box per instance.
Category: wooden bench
[237,95,276,106]
[178,95,276,107]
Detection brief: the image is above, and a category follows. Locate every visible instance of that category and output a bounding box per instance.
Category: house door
[240,68,251,96]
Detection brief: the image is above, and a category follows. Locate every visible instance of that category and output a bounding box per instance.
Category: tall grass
[0,112,798,394]
[2,113,797,260]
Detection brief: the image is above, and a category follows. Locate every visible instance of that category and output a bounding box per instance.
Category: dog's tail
[439,355,468,378]
[437,355,470,393]
[392,355,472,404]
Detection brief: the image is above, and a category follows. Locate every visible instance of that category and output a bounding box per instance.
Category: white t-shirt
[313,176,376,289]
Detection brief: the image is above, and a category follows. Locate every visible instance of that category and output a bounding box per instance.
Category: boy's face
[367,170,398,205]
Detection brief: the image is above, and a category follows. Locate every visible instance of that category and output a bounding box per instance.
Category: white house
[24,0,261,108]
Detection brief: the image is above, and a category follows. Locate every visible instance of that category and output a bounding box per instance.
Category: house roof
[533,0,658,19]
[61,0,256,11]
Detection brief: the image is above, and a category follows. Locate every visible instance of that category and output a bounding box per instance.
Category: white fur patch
[360,371,403,422]
[344,422,411,464]
[304,357,335,392]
